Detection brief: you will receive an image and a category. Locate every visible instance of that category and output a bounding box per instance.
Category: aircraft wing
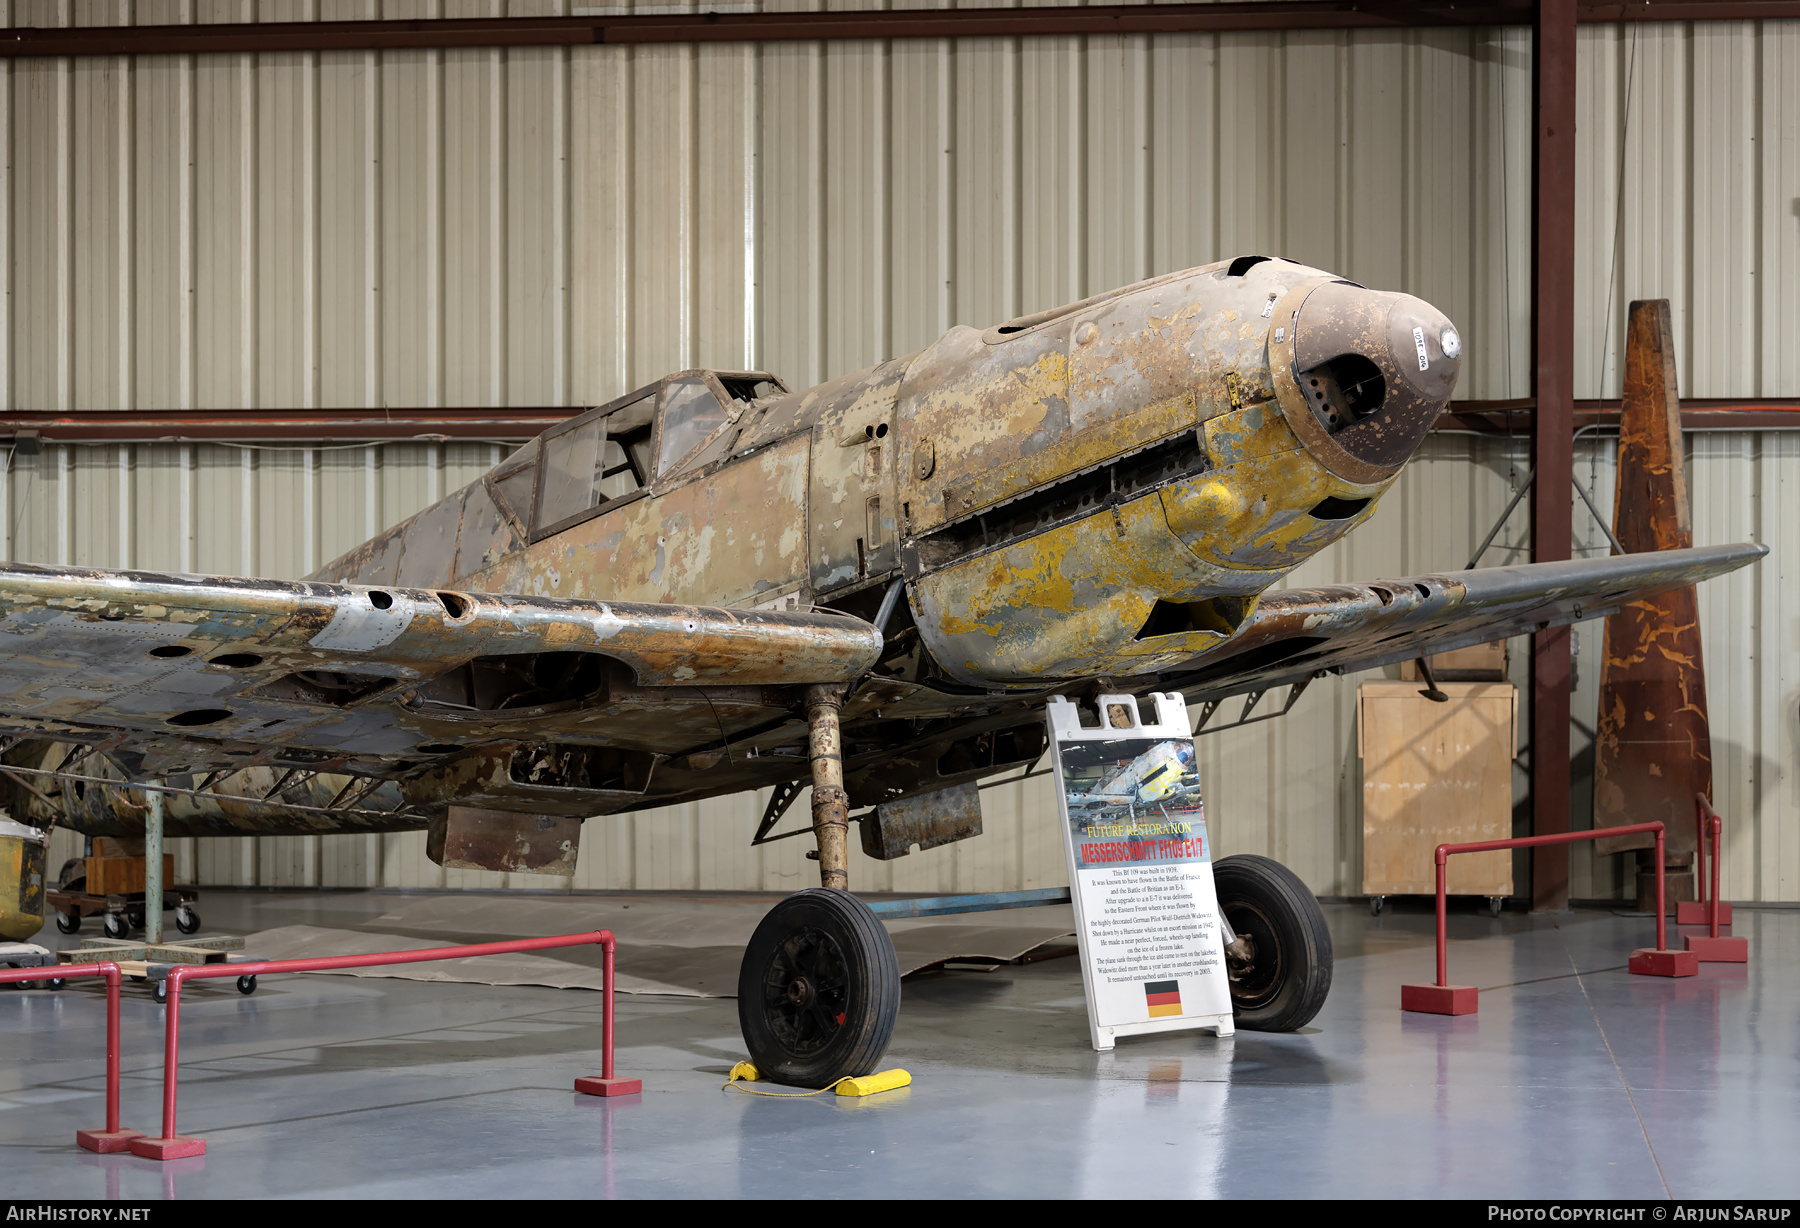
[1158,543,1766,708]
[0,562,880,813]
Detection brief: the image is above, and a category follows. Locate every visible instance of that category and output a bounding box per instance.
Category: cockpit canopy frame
[485,368,787,543]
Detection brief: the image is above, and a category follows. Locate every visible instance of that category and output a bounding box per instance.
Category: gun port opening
[1308,496,1371,521]
[1133,596,1254,641]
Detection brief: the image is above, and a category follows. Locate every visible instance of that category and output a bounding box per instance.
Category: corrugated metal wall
[11,9,1799,901]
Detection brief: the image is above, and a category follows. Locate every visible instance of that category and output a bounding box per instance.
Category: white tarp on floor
[242,893,1075,997]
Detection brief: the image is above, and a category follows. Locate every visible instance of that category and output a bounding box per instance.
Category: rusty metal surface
[0,564,879,836]
[1592,300,1712,859]
[428,807,581,877]
[861,782,983,862]
[898,259,1458,686]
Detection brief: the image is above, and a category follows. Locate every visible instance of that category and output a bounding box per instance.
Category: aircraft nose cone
[1283,280,1462,480]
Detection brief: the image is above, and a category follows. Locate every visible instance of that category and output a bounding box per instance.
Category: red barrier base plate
[1684,934,1749,963]
[75,1128,144,1154]
[1677,901,1732,927]
[574,1076,643,1098]
[1629,947,1699,977]
[1401,983,1477,1015]
[127,1135,206,1160]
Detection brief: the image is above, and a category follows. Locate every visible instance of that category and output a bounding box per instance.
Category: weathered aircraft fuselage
[322,256,1460,688]
[7,256,1464,843]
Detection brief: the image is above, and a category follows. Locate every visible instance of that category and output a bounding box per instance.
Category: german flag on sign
[1145,980,1182,1018]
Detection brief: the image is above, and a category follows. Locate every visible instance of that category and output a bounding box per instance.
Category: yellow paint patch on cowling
[913,423,1395,685]
[916,494,1237,683]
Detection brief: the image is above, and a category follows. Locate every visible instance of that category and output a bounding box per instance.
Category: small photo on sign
[1061,737,1204,865]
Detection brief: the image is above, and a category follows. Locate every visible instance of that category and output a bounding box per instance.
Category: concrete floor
[2,892,1794,1200]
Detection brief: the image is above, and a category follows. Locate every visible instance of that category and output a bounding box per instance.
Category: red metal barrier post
[0,960,140,1152]
[129,929,639,1161]
[1401,821,1697,1016]
[1678,793,1737,930]
[1685,804,1749,963]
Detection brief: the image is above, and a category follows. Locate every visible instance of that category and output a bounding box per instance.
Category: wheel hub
[1222,901,1284,1008]
[760,926,849,1056]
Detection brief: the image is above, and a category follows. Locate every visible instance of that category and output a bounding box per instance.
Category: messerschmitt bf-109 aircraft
[0,256,1762,1086]
[1065,739,1203,818]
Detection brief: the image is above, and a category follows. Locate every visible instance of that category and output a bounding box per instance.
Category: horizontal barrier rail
[0,960,137,1151]
[132,929,639,1160]
[1402,821,1693,1015]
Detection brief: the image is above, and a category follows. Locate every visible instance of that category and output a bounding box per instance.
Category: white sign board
[1047,692,1234,1051]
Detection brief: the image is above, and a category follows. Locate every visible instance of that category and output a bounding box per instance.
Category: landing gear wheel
[103,913,129,940]
[237,975,257,995]
[1215,854,1334,1032]
[56,910,81,935]
[736,889,900,1089]
[175,906,200,935]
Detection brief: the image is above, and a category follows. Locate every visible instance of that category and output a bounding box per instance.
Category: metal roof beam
[3,2,1797,58]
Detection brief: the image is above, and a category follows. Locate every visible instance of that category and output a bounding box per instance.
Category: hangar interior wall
[7,10,1797,900]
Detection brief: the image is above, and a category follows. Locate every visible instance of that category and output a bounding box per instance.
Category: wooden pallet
[59,934,245,967]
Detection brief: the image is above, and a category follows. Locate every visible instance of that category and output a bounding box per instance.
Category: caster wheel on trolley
[1368,895,1385,918]
[55,910,80,935]
[237,975,257,995]
[48,978,65,990]
[1215,854,1335,1033]
[1487,896,1504,918]
[103,913,130,940]
[175,906,201,935]
[736,889,900,1089]
[152,981,168,1005]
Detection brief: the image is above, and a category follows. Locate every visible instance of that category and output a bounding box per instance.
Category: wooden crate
[85,855,175,897]
[1399,640,1508,681]
[1358,681,1517,898]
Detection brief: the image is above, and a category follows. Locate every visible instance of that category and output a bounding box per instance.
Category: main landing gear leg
[807,684,852,891]
[734,684,901,1088]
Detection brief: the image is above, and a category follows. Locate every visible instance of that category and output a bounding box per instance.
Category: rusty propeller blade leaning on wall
[1591,299,1711,885]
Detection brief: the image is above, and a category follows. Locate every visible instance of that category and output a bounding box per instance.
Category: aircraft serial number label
[1047,695,1233,1047]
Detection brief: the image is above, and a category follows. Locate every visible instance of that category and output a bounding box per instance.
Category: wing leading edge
[0,563,881,833]
[1159,542,1767,706]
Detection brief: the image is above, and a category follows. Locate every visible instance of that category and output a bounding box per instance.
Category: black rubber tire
[1214,854,1334,1032]
[55,910,80,935]
[175,907,200,935]
[152,980,168,1004]
[237,975,257,995]
[736,889,900,1089]
[103,913,129,940]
